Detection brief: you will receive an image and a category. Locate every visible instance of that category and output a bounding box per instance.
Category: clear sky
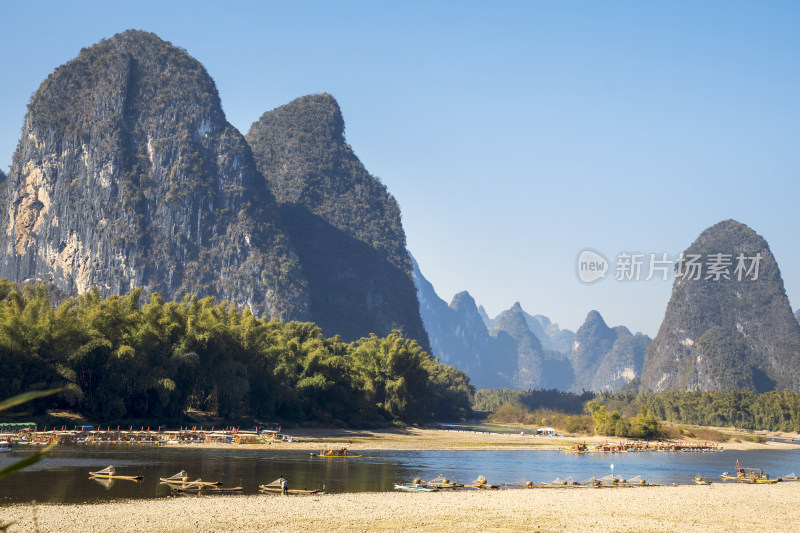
[1,1,798,336]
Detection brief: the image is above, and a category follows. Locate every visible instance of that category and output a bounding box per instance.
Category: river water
[1,443,798,504]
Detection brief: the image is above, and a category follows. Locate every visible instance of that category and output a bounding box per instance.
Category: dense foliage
[477,386,800,435]
[487,403,593,435]
[475,389,659,438]
[595,390,800,433]
[0,282,473,425]
[587,401,662,439]
[473,388,594,414]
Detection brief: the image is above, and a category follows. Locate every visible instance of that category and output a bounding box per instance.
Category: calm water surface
[1,443,798,504]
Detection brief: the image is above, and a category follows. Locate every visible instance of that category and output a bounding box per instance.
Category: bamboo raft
[721,467,781,484]
[501,476,535,488]
[693,475,713,485]
[169,480,243,493]
[88,466,143,481]
[159,470,223,486]
[422,474,464,489]
[259,477,320,495]
[465,475,499,489]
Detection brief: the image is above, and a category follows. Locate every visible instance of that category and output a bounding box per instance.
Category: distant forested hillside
[595,389,800,433]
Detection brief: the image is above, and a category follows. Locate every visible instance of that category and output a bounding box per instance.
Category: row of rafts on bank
[72,456,800,494]
[394,466,800,492]
[88,467,319,495]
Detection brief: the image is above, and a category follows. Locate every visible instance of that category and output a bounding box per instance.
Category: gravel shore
[3,482,799,532]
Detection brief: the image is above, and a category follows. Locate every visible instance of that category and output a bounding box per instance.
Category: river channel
[1,444,798,504]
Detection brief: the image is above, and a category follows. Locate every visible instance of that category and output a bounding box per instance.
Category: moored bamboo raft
[424,474,464,489]
[169,479,243,493]
[502,476,535,488]
[159,470,223,486]
[88,465,143,481]
[259,477,320,495]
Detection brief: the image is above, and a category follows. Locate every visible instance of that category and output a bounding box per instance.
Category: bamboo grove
[0,281,474,425]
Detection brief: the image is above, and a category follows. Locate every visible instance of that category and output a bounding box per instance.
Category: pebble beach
[3,482,799,532]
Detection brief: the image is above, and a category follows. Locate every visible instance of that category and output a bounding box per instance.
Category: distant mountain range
[413,258,648,391]
[416,219,800,395]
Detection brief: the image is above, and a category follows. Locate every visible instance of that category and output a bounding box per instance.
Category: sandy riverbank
[148,426,800,452]
[3,482,799,532]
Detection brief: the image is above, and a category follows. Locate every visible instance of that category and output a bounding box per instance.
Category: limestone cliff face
[492,303,545,389]
[641,220,800,392]
[412,260,515,388]
[246,94,428,346]
[590,327,649,392]
[0,30,307,317]
[569,311,649,392]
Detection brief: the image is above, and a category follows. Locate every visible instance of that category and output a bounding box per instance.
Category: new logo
[577,249,608,283]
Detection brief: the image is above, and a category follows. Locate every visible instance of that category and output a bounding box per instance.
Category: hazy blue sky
[1,1,798,336]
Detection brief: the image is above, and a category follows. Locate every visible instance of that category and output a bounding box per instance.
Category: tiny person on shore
[281,477,288,495]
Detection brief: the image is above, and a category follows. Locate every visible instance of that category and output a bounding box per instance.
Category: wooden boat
[159,470,223,486]
[424,474,464,489]
[394,483,436,492]
[466,475,499,489]
[563,443,588,454]
[502,476,535,488]
[170,479,243,493]
[540,476,585,488]
[310,453,361,458]
[721,467,780,484]
[259,477,320,495]
[89,466,143,481]
[259,485,320,495]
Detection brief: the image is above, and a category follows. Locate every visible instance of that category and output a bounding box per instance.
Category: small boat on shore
[394,483,436,492]
[159,470,223,486]
[259,477,320,495]
[721,467,781,484]
[259,485,320,495]
[540,476,585,488]
[423,474,464,489]
[692,475,712,485]
[310,448,361,458]
[502,476,535,488]
[170,479,243,493]
[88,466,142,481]
[563,443,588,454]
[466,475,499,489]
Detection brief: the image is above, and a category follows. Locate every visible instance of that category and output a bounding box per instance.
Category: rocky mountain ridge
[246,94,428,346]
[0,30,427,346]
[570,311,650,392]
[413,259,639,391]
[641,219,800,392]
